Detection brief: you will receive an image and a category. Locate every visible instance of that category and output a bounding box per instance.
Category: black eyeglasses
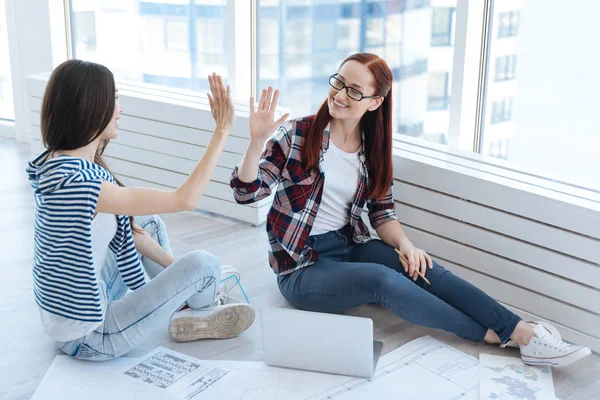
[329,74,381,102]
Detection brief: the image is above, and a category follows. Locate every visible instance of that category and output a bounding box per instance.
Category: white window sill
[392,136,600,239]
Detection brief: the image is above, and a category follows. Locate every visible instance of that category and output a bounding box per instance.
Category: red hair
[302,53,394,200]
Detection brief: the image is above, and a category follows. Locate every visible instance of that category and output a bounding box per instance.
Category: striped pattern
[26,151,146,322]
[230,117,397,275]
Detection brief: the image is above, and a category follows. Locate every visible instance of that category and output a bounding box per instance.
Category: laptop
[260,307,383,378]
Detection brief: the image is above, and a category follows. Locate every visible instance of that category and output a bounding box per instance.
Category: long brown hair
[302,53,394,200]
[41,59,139,231]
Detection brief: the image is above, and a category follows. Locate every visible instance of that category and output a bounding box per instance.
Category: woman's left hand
[399,244,433,281]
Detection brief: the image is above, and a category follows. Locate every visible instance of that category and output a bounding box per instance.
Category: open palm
[249,87,289,142]
[207,73,235,130]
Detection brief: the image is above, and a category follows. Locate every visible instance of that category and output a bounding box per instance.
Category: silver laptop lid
[261,307,378,377]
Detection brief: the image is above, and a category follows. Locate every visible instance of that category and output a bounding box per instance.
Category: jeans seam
[92,275,215,337]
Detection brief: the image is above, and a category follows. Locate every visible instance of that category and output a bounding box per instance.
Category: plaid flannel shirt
[230,117,398,275]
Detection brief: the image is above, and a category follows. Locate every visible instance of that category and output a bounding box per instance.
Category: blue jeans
[57,215,220,361]
[277,225,521,343]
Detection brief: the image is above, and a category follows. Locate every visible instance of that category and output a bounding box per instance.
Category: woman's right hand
[207,73,235,131]
[249,87,289,143]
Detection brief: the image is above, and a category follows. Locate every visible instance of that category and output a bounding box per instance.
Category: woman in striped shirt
[27,59,254,361]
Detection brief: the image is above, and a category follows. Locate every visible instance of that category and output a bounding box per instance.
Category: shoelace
[536,332,571,351]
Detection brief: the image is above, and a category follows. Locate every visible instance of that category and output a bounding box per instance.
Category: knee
[363,266,406,293]
[426,260,449,284]
[179,250,221,282]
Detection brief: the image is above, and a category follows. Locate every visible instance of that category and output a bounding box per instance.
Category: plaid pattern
[230,117,398,275]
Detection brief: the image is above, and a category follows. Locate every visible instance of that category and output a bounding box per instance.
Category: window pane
[70,0,228,93]
[257,0,457,146]
[481,1,600,187]
[431,8,454,47]
[0,0,14,120]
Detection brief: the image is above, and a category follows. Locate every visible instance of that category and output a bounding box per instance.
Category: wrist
[398,236,413,250]
[248,138,266,151]
[214,126,232,136]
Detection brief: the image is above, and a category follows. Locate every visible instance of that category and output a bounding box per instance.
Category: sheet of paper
[32,347,229,400]
[309,335,479,400]
[200,360,349,400]
[31,355,173,400]
[121,346,229,399]
[479,354,555,400]
[200,335,479,400]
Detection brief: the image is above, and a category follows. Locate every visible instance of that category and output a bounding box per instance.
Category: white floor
[1,137,598,400]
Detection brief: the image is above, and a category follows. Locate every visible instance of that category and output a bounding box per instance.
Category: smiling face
[327,60,384,122]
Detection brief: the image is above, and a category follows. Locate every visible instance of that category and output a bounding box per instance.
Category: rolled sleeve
[367,183,398,228]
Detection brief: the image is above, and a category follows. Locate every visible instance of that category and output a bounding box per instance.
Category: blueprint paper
[479,354,555,400]
[31,355,172,400]
[309,335,479,400]
[31,347,228,400]
[200,335,479,400]
[123,346,229,399]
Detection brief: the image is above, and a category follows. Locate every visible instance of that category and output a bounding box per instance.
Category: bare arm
[96,73,234,216]
[132,227,176,268]
[375,219,412,250]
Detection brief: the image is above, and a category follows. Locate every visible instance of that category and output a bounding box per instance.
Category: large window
[70,0,228,93]
[481,2,600,187]
[0,0,14,120]
[66,0,600,189]
[257,0,457,145]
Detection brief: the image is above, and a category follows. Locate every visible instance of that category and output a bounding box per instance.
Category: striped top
[26,150,146,325]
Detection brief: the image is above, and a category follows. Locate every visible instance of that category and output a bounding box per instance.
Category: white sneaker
[169,303,255,342]
[520,324,591,367]
[220,265,241,293]
[501,321,562,349]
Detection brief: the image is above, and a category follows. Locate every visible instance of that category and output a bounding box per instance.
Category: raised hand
[249,86,289,143]
[207,73,235,131]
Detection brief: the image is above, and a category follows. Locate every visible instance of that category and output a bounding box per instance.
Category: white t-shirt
[311,138,361,236]
[38,213,117,342]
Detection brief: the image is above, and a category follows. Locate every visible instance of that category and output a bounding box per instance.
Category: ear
[368,96,385,112]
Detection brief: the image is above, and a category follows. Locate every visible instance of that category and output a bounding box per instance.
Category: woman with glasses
[230,53,590,367]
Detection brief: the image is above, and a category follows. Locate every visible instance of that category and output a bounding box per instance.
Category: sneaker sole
[169,305,255,342]
[521,347,592,368]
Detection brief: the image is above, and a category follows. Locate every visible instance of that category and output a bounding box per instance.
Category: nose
[334,89,348,102]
